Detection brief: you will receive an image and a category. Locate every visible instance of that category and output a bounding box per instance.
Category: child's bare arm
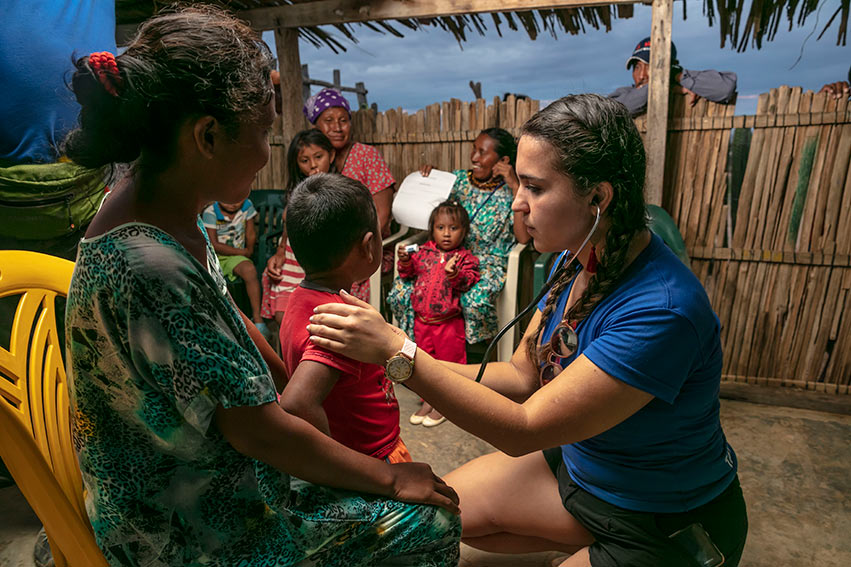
[206,227,247,257]
[279,360,339,436]
[245,218,257,255]
[214,402,459,513]
[237,307,288,392]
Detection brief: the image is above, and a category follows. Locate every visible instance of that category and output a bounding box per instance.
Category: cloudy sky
[265,1,849,116]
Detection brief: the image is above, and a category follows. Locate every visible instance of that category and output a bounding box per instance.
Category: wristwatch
[384,338,417,383]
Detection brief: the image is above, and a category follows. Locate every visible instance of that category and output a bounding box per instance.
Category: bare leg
[414,400,432,417]
[556,547,591,566]
[233,260,262,322]
[444,451,593,554]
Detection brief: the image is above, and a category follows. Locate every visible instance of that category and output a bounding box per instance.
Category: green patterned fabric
[66,220,459,566]
[389,170,515,343]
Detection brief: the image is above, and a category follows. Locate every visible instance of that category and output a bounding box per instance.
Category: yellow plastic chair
[0,250,107,567]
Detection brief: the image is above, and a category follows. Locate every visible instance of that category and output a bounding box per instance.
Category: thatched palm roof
[115,1,848,53]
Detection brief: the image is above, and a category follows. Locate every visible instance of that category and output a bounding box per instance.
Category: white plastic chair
[391,232,526,362]
[368,224,410,311]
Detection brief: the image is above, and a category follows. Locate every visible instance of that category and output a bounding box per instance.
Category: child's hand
[397,245,410,263]
[444,255,458,275]
[266,250,286,279]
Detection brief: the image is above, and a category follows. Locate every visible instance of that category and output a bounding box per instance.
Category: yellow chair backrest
[0,250,107,567]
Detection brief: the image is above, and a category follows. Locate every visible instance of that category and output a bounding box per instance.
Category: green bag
[0,162,107,240]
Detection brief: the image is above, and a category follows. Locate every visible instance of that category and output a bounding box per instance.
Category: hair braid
[525,263,578,363]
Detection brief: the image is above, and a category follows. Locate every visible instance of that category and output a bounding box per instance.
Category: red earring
[586,246,598,274]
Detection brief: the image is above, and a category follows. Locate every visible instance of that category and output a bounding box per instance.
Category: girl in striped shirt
[261,130,335,337]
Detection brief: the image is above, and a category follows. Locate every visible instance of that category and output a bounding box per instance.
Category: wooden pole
[274,25,305,147]
[301,64,311,102]
[645,0,672,206]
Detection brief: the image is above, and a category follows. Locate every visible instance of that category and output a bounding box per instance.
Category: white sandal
[422,415,446,427]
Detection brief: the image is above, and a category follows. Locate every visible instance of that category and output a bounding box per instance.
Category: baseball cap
[626,36,678,69]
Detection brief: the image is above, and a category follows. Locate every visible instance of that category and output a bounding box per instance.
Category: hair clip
[89,52,123,97]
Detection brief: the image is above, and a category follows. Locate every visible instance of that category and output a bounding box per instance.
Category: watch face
[387,356,412,382]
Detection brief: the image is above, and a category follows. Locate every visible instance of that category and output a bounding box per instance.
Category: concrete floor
[1,387,849,566]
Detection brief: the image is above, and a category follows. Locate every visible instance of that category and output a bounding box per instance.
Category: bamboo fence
[685,88,851,394]
[253,89,851,394]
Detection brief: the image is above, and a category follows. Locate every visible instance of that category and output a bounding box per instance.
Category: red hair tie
[88,52,122,97]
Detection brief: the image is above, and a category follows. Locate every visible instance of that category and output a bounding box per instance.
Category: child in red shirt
[398,200,480,426]
[279,173,409,462]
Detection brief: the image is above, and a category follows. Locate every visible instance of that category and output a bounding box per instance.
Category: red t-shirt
[279,286,400,459]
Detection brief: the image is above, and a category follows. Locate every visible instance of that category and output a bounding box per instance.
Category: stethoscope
[474,203,602,382]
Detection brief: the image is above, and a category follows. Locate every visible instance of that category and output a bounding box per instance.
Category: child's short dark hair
[428,200,470,239]
[287,173,378,274]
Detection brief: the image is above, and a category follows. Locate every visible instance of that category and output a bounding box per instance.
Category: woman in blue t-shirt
[309,93,748,567]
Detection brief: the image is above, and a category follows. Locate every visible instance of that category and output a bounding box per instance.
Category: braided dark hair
[523,94,647,364]
[63,5,274,175]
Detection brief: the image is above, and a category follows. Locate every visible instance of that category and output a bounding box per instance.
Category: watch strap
[401,337,417,360]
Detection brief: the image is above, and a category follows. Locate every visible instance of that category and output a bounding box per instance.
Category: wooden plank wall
[688,88,851,393]
[252,90,851,394]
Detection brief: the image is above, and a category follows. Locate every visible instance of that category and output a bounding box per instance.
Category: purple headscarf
[303,88,351,124]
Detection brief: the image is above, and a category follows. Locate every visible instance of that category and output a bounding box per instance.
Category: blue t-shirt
[539,234,737,513]
[0,1,116,165]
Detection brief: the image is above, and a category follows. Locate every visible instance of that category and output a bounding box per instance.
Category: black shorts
[543,447,748,567]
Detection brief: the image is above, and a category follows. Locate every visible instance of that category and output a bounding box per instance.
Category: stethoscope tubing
[474,205,602,382]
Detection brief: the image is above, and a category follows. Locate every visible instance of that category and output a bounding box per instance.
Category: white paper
[392,169,456,230]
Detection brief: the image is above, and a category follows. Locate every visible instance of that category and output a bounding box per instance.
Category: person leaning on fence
[304,87,396,302]
[818,64,851,99]
[387,128,531,361]
[608,36,738,116]
[61,6,460,566]
[307,94,748,567]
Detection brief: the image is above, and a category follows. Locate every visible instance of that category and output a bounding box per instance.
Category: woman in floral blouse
[388,128,530,357]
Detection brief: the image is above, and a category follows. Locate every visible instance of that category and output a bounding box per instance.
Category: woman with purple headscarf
[303,88,395,301]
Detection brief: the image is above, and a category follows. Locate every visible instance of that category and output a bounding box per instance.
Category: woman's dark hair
[480,127,517,166]
[287,173,377,274]
[522,94,647,364]
[427,200,470,243]
[63,5,275,174]
[285,129,336,193]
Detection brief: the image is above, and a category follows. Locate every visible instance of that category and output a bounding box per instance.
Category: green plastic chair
[249,189,286,274]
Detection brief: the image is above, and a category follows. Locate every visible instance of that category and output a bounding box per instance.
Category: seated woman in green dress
[63,7,459,566]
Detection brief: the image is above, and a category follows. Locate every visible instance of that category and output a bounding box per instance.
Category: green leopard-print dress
[66,220,459,567]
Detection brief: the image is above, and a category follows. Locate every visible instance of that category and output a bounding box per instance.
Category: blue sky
[265,1,849,116]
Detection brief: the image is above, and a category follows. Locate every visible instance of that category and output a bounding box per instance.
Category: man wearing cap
[609,36,738,116]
